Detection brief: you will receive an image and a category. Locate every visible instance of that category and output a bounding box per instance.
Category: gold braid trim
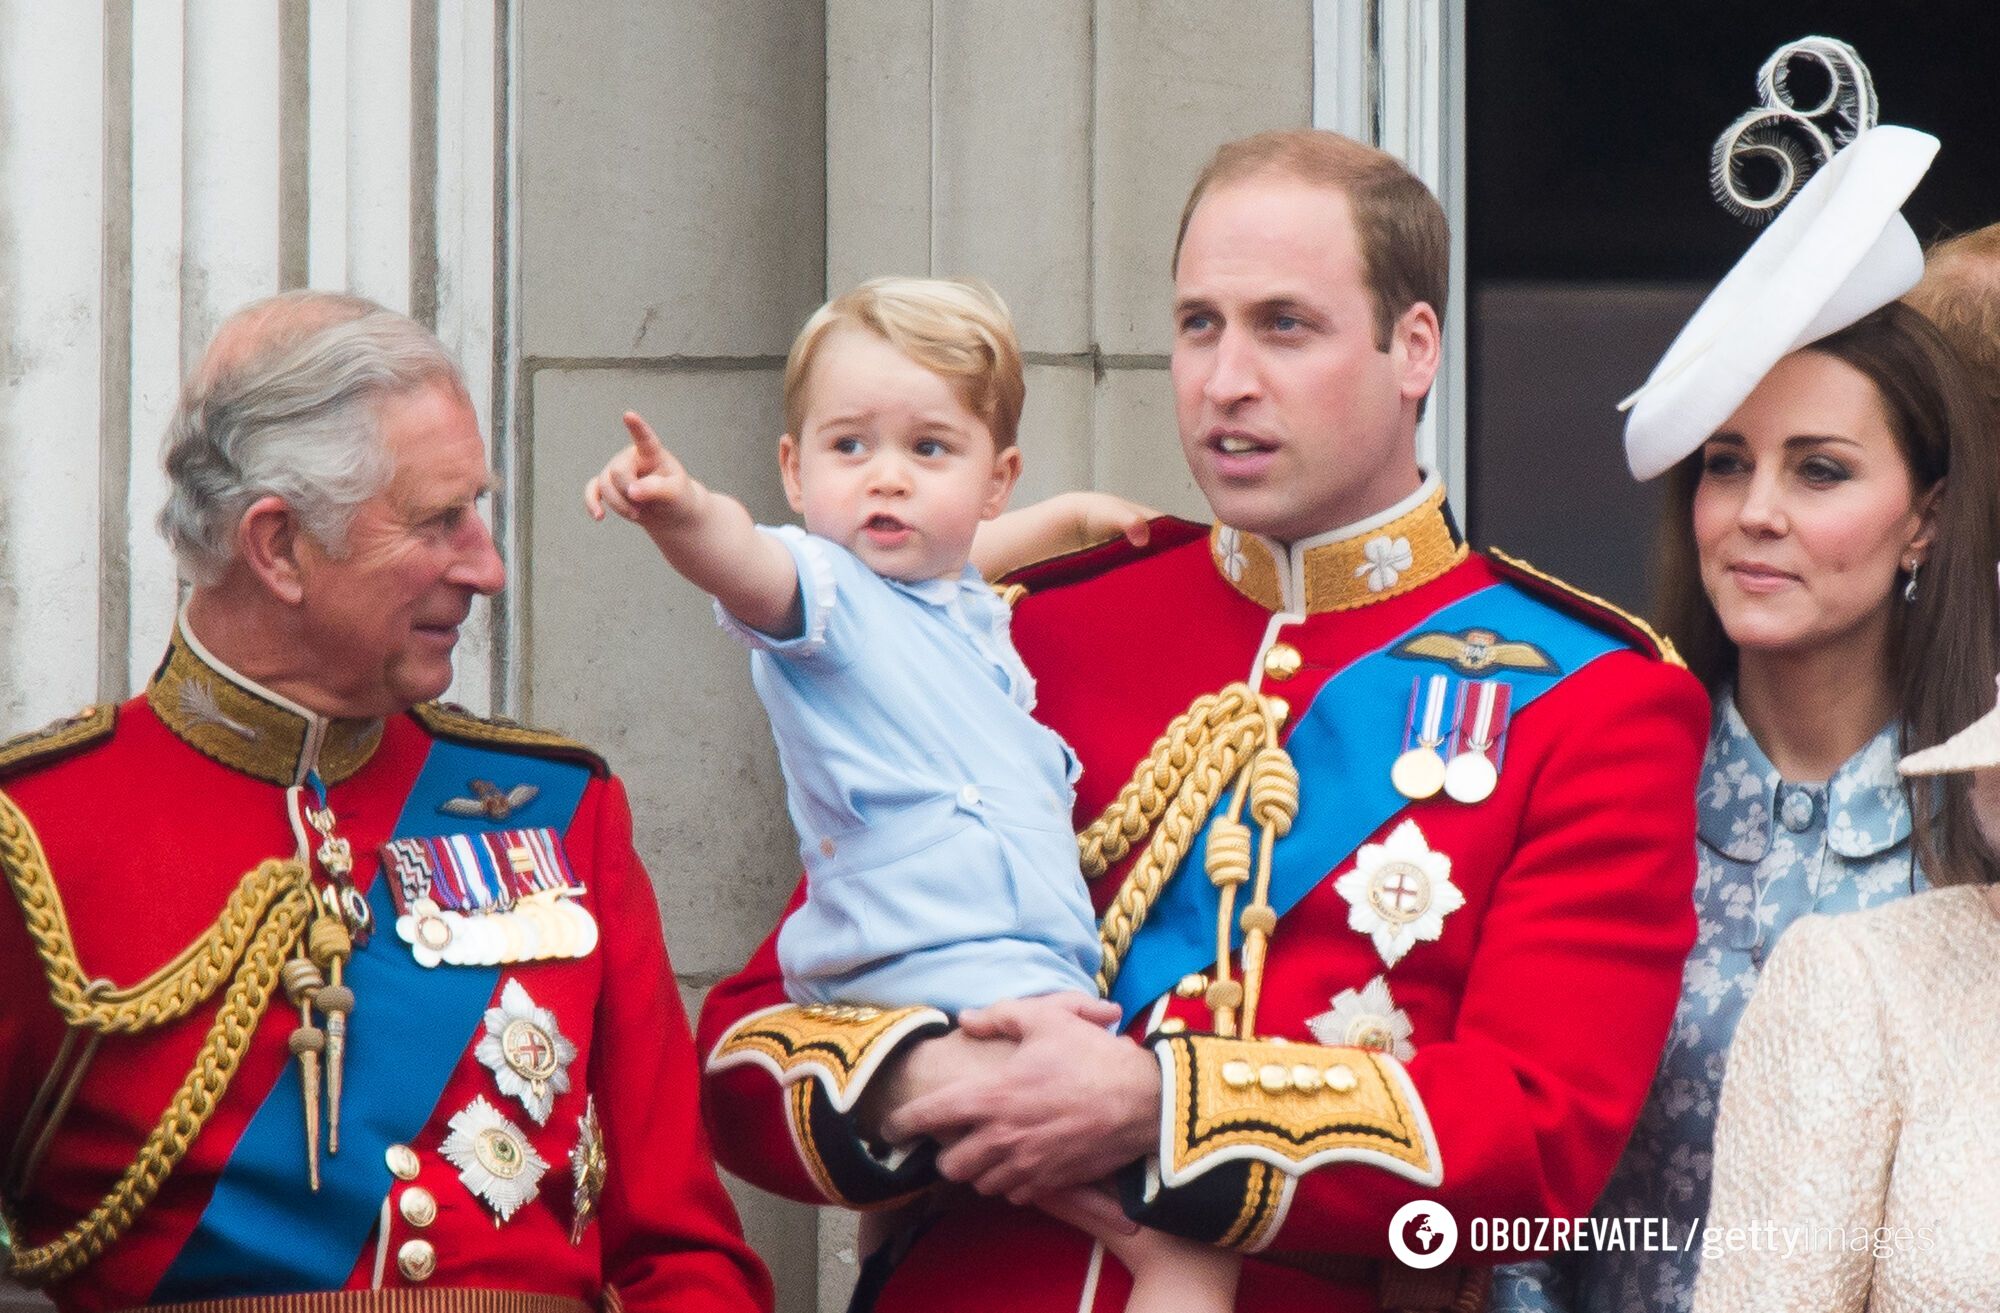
[3,795,301,1035]
[1081,685,1286,999]
[0,789,314,1285]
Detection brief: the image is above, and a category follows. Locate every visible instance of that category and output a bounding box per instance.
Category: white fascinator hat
[1620,37,1939,481]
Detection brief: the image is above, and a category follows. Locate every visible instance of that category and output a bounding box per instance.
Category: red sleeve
[1281,656,1706,1248]
[1128,655,1709,1258]
[585,775,774,1312]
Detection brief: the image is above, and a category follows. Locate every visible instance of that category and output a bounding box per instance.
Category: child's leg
[1111,1225,1240,1313]
[1038,1187,1240,1313]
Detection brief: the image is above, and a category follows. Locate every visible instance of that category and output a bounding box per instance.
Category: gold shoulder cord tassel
[307,916,354,1156]
[281,958,327,1191]
[2,783,315,1285]
[1082,684,1298,1038]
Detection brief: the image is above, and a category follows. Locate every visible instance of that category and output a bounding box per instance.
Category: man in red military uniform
[0,292,771,1313]
[698,130,1709,1311]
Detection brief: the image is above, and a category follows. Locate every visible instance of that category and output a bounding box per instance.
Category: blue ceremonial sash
[1109,582,1626,1022]
[153,740,591,1299]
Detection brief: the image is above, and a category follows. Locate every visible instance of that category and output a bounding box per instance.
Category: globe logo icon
[1388,1200,1459,1269]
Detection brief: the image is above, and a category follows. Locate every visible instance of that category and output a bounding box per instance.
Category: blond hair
[783,277,1025,449]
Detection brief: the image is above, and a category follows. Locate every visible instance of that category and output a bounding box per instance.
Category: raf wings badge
[440,779,541,821]
[1391,627,1559,677]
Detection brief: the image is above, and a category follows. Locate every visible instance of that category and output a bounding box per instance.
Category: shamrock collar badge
[1334,820,1464,967]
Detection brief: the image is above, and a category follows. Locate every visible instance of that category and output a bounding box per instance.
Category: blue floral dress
[1491,691,1923,1313]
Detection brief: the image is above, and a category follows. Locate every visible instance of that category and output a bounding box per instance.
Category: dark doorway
[1466,2,2000,615]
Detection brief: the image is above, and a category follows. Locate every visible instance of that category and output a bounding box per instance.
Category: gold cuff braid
[707,1003,947,1114]
[1156,1034,1439,1188]
[1,788,314,1285]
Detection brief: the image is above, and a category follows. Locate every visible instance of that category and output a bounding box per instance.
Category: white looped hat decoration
[1711,36,1878,225]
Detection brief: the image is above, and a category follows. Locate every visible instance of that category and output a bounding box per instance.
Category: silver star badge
[474,978,577,1125]
[569,1097,608,1245]
[1307,975,1418,1062]
[1333,820,1465,967]
[440,1094,548,1224]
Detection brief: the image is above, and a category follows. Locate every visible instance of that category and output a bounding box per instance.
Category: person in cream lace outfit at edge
[1691,609,2000,1312]
[1493,108,2000,1311]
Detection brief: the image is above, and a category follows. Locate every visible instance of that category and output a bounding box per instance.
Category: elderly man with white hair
[0,291,772,1313]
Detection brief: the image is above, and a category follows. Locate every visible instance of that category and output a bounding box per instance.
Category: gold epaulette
[0,705,117,781]
[410,702,607,777]
[1486,548,1685,669]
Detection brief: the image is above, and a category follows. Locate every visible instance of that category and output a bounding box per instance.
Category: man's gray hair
[159,290,469,585]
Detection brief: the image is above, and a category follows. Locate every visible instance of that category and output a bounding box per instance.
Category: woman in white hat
[1692,629,2000,1310]
[1497,118,2000,1313]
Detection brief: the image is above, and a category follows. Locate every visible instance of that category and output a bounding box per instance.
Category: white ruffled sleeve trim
[713,524,842,656]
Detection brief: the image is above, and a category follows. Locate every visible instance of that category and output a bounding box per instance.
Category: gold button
[398,1186,437,1228]
[1175,973,1209,1000]
[1326,1064,1358,1093]
[1291,1064,1324,1092]
[385,1144,420,1181]
[397,1238,437,1283]
[1155,1018,1187,1035]
[1262,643,1303,681]
[1205,980,1244,1012]
[819,837,836,858]
[1258,1063,1291,1094]
[1220,1060,1255,1089]
[1264,696,1290,727]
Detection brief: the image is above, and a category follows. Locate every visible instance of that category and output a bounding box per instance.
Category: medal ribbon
[153,739,591,1299]
[1109,581,1628,1021]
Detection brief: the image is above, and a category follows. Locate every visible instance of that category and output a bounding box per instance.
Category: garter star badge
[1307,975,1418,1061]
[569,1097,608,1245]
[1334,820,1464,967]
[440,1094,548,1223]
[475,978,577,1125]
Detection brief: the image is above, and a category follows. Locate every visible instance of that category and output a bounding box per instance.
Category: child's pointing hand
[585,411,706,528]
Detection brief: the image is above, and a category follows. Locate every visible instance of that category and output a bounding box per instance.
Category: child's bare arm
[971,491,1160,580]
[584,411,802,637]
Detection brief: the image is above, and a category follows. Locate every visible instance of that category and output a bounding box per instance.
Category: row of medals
[405,892,600,965]
[1390,676,1503,805]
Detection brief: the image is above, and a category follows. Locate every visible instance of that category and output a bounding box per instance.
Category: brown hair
[1905,224,2000,422]
[1172,129,1450,350]
[1653,302,2000,884]
[782,276,1025,450]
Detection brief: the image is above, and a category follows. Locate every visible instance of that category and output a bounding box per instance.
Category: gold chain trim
[0,789,313,1285]
[1079,685,1296,1019]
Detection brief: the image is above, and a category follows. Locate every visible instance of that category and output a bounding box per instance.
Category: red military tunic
[698,483,1708,1311]
[0,625,771,1313]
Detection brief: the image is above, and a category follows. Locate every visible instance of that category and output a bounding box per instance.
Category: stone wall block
[520,1,826,359]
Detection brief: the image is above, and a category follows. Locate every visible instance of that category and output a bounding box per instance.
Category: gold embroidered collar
[1208,477,1467,615]
[147,618,383,787]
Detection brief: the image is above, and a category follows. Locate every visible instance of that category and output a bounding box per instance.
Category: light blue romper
[718,525,1101,1014]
